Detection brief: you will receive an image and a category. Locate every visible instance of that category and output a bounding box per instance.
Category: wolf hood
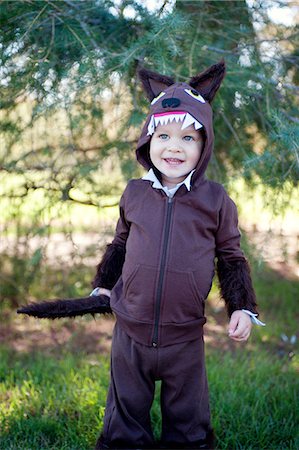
[105,60,259,347]
[136,60,226,185]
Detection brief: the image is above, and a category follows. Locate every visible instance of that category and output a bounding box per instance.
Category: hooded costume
[93,61,258,348]
[18,61,261,449]
[93,61,259,449]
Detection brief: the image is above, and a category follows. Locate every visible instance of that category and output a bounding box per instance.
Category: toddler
[92,60,265,449]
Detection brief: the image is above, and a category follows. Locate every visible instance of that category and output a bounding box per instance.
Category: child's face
[149,120,204,188]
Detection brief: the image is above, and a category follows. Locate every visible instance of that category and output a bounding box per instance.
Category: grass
[0,349,110,449]
[0,345,298,449]
[207,350,298,450]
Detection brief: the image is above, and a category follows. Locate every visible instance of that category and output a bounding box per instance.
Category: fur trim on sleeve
[217,258,258,317]
[92,243,126,290]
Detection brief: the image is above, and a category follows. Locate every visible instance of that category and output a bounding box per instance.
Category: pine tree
[0,0,298,206]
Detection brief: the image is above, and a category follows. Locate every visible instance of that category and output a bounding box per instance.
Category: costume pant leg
[159,336,213,449]
[95,322,156,449]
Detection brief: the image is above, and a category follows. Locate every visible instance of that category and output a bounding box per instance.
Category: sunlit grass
[0,345,298,449]
[207,349,298,450]
[0,348,110,449]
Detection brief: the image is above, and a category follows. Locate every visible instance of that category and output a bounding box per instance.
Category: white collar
[142,168,195,192]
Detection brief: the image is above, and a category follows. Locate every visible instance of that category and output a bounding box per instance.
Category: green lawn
[0,343,298,449]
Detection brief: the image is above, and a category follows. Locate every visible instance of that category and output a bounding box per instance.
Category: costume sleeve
[215,191,259,317]
[215,193,245,262]
[92,188,130,290]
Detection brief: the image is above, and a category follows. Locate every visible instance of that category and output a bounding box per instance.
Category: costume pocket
[123,264,156,321]
[161,269,204,323]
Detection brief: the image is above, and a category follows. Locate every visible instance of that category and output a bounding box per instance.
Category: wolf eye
[151,92,166,105]
[184,89,205,103]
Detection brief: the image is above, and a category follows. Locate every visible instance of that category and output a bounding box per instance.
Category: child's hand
[228,310,252,341]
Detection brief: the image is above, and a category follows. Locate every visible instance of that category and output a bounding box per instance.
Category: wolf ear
[138,67,175,101]
[189,59,226,103]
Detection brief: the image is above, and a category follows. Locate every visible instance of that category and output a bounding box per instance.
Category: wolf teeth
[154,113,186,127]
[147,115,155,135]
[147,112,202,135]
[182,113,203,130]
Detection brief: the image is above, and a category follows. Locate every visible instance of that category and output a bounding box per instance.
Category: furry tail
[17,295,112,319]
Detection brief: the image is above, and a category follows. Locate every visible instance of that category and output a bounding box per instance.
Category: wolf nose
[162,98,181,108]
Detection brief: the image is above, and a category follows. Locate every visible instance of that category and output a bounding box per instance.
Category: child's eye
[183,135,194,141]
[159,134,169,140]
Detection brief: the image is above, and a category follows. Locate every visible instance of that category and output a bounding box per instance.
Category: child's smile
[149,120,204,188]
[164,157,184,165]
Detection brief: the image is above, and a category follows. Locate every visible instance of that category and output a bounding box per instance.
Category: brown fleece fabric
[95,322,213,449]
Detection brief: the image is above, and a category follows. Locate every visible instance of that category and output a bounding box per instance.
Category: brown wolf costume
[18,60,259,449]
